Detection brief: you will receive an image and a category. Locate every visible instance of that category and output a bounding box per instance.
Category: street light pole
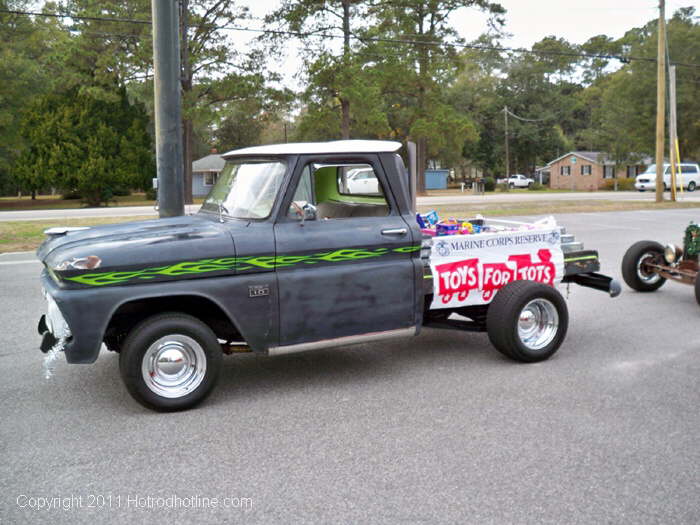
[152,0,185,217]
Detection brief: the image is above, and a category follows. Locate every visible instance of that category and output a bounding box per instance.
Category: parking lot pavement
[1,208,699,524]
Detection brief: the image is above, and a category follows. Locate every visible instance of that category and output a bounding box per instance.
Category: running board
[268,327,417,356]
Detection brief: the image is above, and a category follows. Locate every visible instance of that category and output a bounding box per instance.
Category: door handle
[381,228,407,236]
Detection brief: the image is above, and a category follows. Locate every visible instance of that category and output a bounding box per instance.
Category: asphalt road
[1,208,699,524]
[2,191,700,221]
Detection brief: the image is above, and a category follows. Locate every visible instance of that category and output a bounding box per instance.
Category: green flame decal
[63,245,420,287]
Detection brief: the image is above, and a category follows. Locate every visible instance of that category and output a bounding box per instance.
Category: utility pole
[504,106,510,191]
[654,0,666,203]
[152,0,184,217]
[668,65,678,201]
[180,0,193,205]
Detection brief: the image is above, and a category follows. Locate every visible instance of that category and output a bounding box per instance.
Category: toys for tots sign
[429,228,564,309]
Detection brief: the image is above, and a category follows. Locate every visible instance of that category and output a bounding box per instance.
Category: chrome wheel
[141,335,207,399]
[517,298,559,351]
[636,252,661,284]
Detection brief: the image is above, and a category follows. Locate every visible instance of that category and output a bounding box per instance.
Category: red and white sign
[429,227,564,309]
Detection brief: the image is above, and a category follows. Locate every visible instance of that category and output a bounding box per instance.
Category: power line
[2,8,700,69]
[0,8,151,25]
[504,107,548,123]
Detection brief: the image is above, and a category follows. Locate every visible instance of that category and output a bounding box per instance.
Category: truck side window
[288,166,314,219]
[296,162,390,219]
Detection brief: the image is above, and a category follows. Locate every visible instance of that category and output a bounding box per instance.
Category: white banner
[429,227,564,309]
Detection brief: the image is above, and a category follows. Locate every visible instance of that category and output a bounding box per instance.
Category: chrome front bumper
[38,289,71,353]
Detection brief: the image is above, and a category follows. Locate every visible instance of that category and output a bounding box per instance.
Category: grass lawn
[1,200,699,254]
[0,216,153,253]
[0,194,204,211]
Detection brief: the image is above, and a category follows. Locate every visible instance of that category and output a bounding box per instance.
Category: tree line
[1,0,698,204]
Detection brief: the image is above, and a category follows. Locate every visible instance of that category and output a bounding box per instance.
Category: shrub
[145,188,157,200]
[483,176,496,191]
[528,182,546,191]
[602,177,636,191]
[62,190,82,200]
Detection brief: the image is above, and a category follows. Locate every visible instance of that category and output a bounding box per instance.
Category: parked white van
[635,163,700,192]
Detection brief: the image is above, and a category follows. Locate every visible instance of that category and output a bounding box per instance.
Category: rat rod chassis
[622,223,700,304]
[642,258,698,285]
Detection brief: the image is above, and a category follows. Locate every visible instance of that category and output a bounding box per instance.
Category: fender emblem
[249,285,269,298]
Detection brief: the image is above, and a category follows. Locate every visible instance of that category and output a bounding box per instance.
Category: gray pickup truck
[37,140,619,411]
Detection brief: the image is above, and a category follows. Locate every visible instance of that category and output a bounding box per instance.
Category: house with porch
[546,151,652,191]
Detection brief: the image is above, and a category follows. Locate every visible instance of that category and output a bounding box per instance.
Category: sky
[450,0,693,49]
[239,0,698,86]
[241,1,699,47]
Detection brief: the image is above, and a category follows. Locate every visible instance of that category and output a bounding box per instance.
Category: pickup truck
[497,174,535,188]
[37,140,619,411]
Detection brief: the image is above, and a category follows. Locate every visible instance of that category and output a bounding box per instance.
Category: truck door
[273,156,418,347]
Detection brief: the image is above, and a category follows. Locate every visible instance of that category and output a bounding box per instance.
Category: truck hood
[38,213,239,287]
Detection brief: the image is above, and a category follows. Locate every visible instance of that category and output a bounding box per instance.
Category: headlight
[664,244,681,264]
[54,255,101,271]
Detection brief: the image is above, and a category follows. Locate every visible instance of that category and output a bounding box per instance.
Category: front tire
[621,241,666,292]
[688,181,696,192]
[695,274,700,306]
[486,280,568,363]
[119,313,222,412]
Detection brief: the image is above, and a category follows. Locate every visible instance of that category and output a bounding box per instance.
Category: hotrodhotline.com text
[16,493,253,512]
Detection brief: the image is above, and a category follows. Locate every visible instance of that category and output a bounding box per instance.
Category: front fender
[41,270,279,364]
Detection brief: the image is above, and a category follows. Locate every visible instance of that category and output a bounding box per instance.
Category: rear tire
[486,280,568,363]
[621,241,666,292]
[688,181,696,192]
[695,274,700,306]
[119,313,222,412]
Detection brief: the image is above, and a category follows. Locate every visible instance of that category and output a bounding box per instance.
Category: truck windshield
[201,160,287,219]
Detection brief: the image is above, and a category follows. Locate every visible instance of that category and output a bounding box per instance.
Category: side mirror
[301,203,317,225]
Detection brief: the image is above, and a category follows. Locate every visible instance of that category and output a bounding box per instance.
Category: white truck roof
[222,140,403,158]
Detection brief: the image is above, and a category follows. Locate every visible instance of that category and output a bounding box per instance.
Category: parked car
[497,174,535,188]
[621,222,700,303]
[37,140,619,411]
[344,166,380,195]
[634,163,700,192]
